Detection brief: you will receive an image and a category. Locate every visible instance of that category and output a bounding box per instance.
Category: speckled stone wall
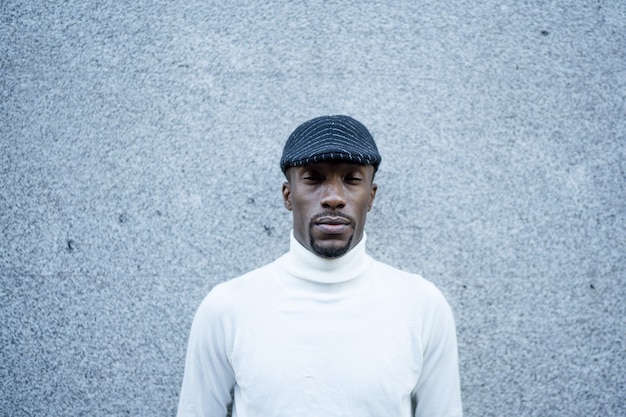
[1,1,624,416]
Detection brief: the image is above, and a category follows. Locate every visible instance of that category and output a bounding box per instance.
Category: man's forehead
[285,162,376,182]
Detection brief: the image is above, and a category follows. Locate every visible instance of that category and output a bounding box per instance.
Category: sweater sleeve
[412,287,463,417]
[177,284,236,417]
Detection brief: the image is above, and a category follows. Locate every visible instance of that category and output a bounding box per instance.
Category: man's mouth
[316,217,350,225]
[313,215,351,235]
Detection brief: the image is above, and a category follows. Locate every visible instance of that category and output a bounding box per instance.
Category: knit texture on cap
[280,115,381,173]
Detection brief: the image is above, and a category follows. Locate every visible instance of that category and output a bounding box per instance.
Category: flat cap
[280,115,381,173]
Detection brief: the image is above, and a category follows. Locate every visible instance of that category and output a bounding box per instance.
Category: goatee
[310,234,353,259]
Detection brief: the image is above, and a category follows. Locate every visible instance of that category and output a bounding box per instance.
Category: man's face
[282,161,378,258]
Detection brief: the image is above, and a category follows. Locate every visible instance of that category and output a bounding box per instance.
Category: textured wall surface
[1,1,624,416]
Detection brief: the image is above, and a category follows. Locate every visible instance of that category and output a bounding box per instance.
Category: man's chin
[310,235,353,259]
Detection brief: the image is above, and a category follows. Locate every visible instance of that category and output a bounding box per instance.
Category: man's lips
[314,216,351,235]
[315,217,350,225]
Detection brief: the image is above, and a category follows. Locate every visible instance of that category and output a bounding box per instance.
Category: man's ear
[282,181,292,211]
[368,183,378,211]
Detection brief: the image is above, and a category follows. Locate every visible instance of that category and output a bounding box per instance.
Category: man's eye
[346,177,362,183]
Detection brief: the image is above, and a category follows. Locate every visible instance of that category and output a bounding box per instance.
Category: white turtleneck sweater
[177,233,462,417]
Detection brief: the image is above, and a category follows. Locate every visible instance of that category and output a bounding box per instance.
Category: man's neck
[282,230,370,284]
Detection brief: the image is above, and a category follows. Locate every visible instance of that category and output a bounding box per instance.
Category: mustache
[310,211,355,224]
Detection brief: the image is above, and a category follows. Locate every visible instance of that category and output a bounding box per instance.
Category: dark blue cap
[280,115,382,173]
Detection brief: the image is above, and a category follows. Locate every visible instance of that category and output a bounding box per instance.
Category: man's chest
[229,300,423,413]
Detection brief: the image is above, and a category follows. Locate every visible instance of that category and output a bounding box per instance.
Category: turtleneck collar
[279,230,370,284]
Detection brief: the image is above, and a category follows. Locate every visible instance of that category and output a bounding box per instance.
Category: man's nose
[320,180,346,210]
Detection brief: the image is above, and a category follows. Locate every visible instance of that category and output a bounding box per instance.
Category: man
[177,115,462,417]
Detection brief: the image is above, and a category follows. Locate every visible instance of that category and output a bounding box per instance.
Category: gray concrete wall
[1,1,624,416]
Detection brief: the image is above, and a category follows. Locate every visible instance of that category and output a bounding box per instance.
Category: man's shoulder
[199,258,281,311]
[371,258,428,284]
[370,259,447,302]
[210,259,278,295]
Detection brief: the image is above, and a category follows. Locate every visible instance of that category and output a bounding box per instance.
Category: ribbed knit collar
[279,230,370,284]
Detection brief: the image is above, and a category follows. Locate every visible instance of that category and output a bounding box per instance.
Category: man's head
[280,115,381,259]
